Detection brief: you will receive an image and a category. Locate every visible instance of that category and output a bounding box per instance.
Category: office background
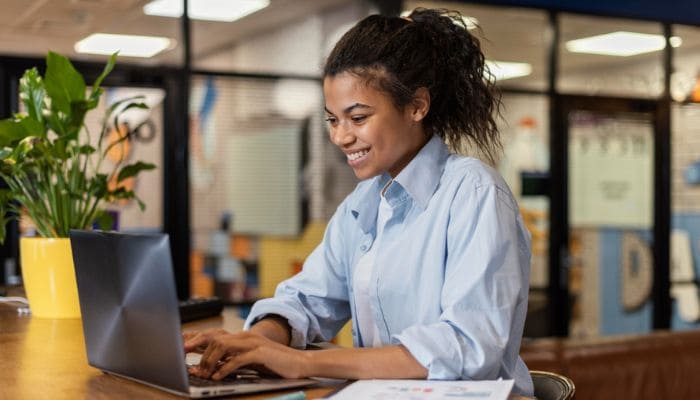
[1,0,700,341]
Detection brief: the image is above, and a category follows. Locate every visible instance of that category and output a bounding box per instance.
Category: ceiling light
[670,36,683,48]
[485,60,532,81]
[566,31,682,57]
[400,11,478,29]
[75,33,173,58]
[144,0,269,22]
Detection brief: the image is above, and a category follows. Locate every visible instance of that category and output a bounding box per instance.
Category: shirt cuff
[392,323,467,380]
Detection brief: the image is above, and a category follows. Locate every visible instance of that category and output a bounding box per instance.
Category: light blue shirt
[245,135,534,395]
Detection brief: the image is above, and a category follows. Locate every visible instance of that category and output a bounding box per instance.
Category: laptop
[69,229,316,398]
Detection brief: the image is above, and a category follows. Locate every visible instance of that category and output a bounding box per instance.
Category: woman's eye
[351,115,366,123]
[325,116,337,125]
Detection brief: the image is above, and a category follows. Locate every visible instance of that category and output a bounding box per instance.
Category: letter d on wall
[621,233,652,312]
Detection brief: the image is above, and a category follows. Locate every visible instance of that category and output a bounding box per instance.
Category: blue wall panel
[599,229,652,335]
[671,213,700,330]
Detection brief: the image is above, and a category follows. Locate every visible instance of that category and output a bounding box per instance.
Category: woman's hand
[183,329,310,380]
[183,328,227,353]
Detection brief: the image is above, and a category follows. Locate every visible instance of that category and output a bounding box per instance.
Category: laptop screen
[70,230,190,394]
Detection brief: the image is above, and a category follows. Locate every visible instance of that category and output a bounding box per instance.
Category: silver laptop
[69,230,316,398]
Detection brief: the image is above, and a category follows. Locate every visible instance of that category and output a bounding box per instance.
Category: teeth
[347,149,369,161]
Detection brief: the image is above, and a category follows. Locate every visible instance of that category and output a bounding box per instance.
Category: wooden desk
[0,300,337,399]
[0,293,529,400]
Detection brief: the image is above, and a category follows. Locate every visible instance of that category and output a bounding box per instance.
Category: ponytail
[323,8,502,163]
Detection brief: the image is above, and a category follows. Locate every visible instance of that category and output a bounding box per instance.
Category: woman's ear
[410,87,430,122]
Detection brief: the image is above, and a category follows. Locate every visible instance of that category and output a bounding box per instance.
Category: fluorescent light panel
[566,31,682,57]
[144,0,269,22]
[485,60,532,81]
[75,33,172,58]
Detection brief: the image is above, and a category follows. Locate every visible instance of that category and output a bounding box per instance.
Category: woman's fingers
[187,331,302,381]
[198,341,231,377]
[183,328,227,352]
[196,333,257,377]
[212,351,258,380]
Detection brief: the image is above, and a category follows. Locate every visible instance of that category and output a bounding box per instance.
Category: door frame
[548,94,671,336]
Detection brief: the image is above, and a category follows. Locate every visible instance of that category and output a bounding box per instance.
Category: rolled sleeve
[392,322,467,379]
[245,299,313,349]
[244,202,354,348]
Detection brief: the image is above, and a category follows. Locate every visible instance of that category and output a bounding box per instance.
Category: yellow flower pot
[20,237,81,319]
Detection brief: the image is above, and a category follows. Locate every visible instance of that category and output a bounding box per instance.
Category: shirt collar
[350,135,448,233]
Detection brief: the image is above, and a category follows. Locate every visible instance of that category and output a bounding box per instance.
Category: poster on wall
[569,113,653,228]
[85,87,164,232]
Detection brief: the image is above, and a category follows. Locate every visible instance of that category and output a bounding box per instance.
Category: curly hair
[323,8,502,163]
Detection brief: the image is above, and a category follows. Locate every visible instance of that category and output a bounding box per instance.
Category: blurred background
[1,0,700,345]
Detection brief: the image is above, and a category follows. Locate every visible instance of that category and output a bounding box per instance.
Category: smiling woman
[323,74,430,180]
[184,7,534,397]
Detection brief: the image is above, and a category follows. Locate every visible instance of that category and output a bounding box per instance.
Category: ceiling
[1,0,699,96]
[0,0,349,66]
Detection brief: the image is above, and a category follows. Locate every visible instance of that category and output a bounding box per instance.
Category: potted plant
[0,51,155,318]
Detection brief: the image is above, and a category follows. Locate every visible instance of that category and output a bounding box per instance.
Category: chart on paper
[328,379,514,400]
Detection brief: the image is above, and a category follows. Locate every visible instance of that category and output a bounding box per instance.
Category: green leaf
[44,51,86,114]
[117,161,156,183]
[89,173,109,198]
[135,196,146,211]
[18,115,45,137]
[0,115,46,148]
[105,95,146,118]
[92,210,114,231]
[65,100,89,140]
[19,68,46,125]
[88,52,117,106]
[0,119,31,147]
[78,144,96,155]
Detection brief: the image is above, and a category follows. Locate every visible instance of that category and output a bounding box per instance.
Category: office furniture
[0,300,335,399]
[530,370,575,400]
[521,329,700,399]
[0,290,532,399]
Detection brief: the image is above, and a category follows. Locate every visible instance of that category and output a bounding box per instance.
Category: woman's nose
[331,124,354,146]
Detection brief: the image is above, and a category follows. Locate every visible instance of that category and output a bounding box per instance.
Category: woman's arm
[248,315,291,345]
[185,328,427,380]
[305,345,427,380]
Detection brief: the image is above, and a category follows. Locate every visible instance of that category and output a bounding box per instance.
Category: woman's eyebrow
[324,103,372,115]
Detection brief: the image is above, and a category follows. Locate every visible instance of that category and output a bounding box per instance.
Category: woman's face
[323,72,429,180]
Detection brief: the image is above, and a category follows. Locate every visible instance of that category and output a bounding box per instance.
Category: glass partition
[670,25,700,331]
[671,102,700,330]
[495,94,551,337]
[568,108,655,337]
[188,75,327,302]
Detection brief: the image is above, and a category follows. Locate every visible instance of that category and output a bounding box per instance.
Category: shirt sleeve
[244,202,353,348]
[393,181,530,380]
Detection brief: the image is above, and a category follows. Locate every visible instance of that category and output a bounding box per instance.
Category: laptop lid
[70,230,316,398]
[70,230,191,395]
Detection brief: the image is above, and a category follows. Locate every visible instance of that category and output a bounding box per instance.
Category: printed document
[328,379,514,399]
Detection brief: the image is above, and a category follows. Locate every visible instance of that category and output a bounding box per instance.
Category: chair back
[530,370,575,400]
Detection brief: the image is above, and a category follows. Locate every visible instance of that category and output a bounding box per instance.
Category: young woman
[185,8,533,396]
